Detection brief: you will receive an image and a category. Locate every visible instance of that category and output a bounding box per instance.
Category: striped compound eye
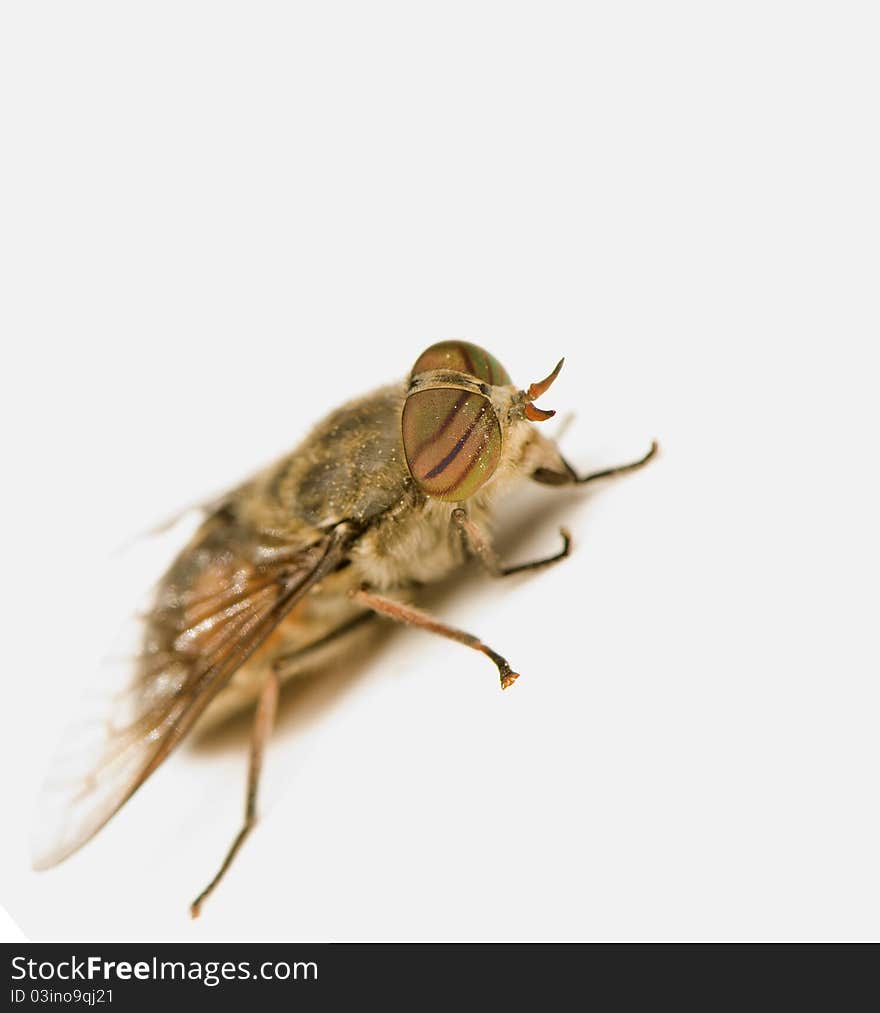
[410,340,512,387]
[402,387,502,501]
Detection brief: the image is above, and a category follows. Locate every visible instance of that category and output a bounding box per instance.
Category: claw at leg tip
[501,672,520,690]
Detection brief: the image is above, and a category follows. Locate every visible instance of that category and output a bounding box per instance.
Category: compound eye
[411,340,512,386]
[402,388,502,501]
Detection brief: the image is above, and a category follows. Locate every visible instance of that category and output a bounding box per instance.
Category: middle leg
[350,587,520,690]
[451,507,571,578]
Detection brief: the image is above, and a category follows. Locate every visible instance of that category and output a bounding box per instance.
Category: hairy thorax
[348,415,540,591]
[195,404,553,728]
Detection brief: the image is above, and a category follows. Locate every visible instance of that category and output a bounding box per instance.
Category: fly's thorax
[236,383,417,536]
[349,420,541,592]
[348,494,482,589]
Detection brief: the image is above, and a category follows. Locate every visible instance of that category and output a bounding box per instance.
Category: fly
[32,339,657,916]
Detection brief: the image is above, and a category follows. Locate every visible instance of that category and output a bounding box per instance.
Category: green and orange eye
[410,340,512,388]
[402,341,522,500]
[402,387,502,501]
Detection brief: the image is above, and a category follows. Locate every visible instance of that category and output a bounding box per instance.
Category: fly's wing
[31,514,360,870]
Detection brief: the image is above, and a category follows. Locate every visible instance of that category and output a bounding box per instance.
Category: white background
[1,2,877,942]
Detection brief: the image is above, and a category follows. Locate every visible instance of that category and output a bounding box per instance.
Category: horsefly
[32,340,657,916]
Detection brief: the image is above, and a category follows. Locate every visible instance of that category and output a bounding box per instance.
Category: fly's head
[401,340,565,502]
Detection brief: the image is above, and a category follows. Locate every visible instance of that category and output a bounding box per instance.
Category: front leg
[451,508,572,578]
[532,440,658,487]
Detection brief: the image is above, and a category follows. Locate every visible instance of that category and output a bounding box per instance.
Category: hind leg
[190,668,280,918]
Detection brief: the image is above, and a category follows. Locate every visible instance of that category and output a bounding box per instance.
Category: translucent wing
[31,513,359,870]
